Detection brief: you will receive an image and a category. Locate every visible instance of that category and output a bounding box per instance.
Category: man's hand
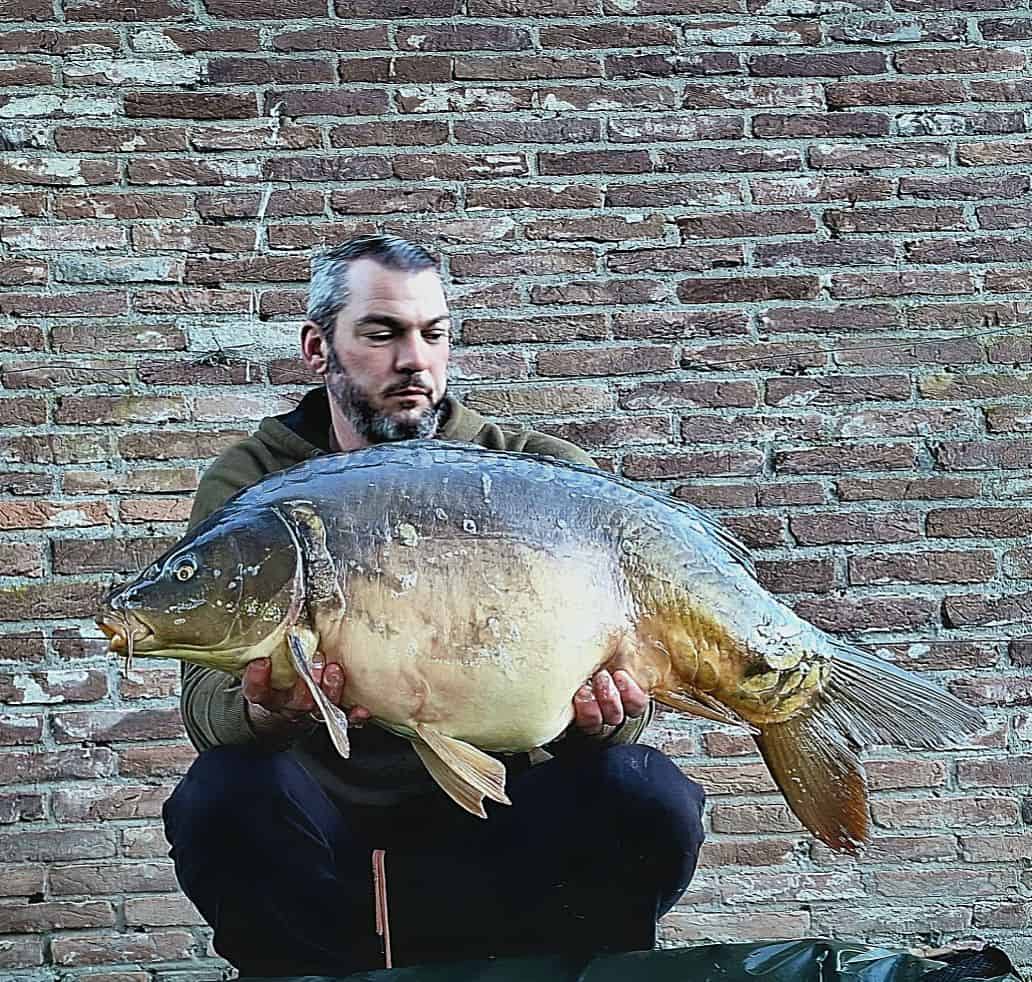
[573,669,648,736]
[243,656,371,736]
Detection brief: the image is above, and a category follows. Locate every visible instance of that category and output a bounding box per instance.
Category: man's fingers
[592,670,625,727]
[574,683,604,734]
[613,670,649,718]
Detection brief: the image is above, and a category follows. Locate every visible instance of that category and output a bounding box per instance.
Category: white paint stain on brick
[63,59,201,86]
[0,96,118,117]
[11,674,62,704]
[130,29,183,53]
[9,156,84,179]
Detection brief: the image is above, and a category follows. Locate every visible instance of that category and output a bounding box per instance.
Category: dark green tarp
[239,938,1022,982]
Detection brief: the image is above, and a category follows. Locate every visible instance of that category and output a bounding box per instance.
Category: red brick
[543,416,670,449]
[50,861,178,895]
[207,0,324,13]
[54,126,188,153]
[607,245,744,275]
[830,270,975,298]
[52,536,176,574]
[908,235,1032,264]
[874,869,1016,898]
[827,17,966,42]
[973,901,1031,929]
[903,174,1030,199]
[461,313,606,345]
[815,834,957,864]
[777,443,918,475]
[850,550,996,586]
[613,310,747,341]
[271,24,386,49]
[951,677,1032,707]
[790,510,921,544]
[658,147,801,173]
[537,345,675,378]
[920,371,1032,401]
[0,748,117,783]
[207,56,333,84]
[837,477,980,502]
[119,496,192,524]
[118,744,195,778]
[140,26,260,50]
[682,412,823,444]
[710,802,803,834]
[750,51,887,76]
[825,205,967,234]
[65,0,188,17]
[980,18,1032,39]
[125,92,257,119]
[0,828,117,862]
[530,279,668,306]
[0,713,44,745]
[606,52,740,79]
[454,54,599,82]
[52,191,193,220]
[673,484,757,509]
[50,929,194,967]
[128,157,261,186]
[0,899,116,931]
[122,825,169,859]
[677,276,818,304]
[526,214,665,241]
[0,792,44,824]
[813,905,970,936]
[52,323,186,351]
[751,175,896,204]
[934,440,1032,470]
[826,79,967,107]
[620,380,757,411]
[540,84,678,112]
[755,239,897,268]
[794,596,937,632]
[721,515,786,548]
[833,406,976,438]
[0,581,107,620]
[958,756,1032,789]
[760,304,900,333]
[536,150,653,176]
[0,936,42,969]
[622,450,764,480]
[756,557,835,594]
[683,81,822,109]
[897,47,1026,73]
[834,337,984,368]
[968,79,1032,101]
[53,784,175,822]
[720,871,863,904]
[753,112,888,138]
[757,482,826,506]
[2,358,131,389]
[124,894,206,927]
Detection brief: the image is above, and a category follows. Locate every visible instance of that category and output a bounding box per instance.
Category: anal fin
[287,628,351,759]
[414,723,511,813]
[754,710,869,854]
[655,687,760,736]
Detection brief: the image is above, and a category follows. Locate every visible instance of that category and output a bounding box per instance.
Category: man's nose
[394,333,431,373]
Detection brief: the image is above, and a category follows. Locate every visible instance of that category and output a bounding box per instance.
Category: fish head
[96,505,300,674]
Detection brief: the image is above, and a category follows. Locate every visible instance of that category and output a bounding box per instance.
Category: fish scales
[97,440,984,850]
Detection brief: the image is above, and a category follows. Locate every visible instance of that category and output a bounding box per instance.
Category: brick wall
[1,1,1030,978]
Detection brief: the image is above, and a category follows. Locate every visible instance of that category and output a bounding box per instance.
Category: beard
[325,348,447,445]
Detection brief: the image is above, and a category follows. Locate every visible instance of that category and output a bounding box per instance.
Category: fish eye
[172,558,197,582]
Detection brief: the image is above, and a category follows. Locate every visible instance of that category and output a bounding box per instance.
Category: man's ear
[301,322,329,376]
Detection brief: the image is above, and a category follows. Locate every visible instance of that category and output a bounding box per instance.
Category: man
[163,234,706,977]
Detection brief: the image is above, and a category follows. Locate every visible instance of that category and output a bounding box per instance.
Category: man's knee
[596,744,706,848]
[164,746,303,840]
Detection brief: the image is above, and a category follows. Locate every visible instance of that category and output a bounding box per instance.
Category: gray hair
[306,234,440,344]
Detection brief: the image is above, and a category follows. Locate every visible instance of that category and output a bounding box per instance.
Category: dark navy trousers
[163,743,705,977]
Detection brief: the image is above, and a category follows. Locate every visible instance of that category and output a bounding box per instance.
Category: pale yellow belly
[320,537,631,751]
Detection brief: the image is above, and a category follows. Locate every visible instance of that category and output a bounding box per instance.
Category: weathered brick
[721,871,864,904]
[526,214,665,241]
[673,484,757,509]
[790,511,922,544]
[613,310,747,341]
[0,669,108,704]
[0,935,43,969]
[658,147,801,173]
[0,828,117,862]
[850,549,996,587]
[875,868,1016,898]
[756,557,835,594]
[540,84,678,112]
[898,47,1026,73]
[812,905,971,936]
[973,901,1031,929]
[921,183,1032,214]
[65,0,190,18]
[620,380,757,411]
[683,81,822,109]
[777,443,918,475]
[124,894,206,927]
[794,596,937,632]
[623,450,764,480]
[51,929,194,967]
[461,313,606,345]
[52,324,186,352]
[837,477,981,502]
[951,676,1032,706]
[677,276,818,304]
[755,239,896,268]
[537,346,675,378]
[51,708,186,743]
[711,802,803,834]
[53,783,175,822]
[0,713,44,745]
[682,412,824,444]
[542,416,670,449]
[826,79,966,107]
[751,51,887,76]
[0,899,116,931]
[530,279,668,306]
[908,235,1032,264]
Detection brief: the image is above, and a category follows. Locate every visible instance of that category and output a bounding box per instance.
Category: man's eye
[366,333,393,342]
[424,331,448,342]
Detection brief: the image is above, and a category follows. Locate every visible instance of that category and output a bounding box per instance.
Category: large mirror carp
[97,441,983,852]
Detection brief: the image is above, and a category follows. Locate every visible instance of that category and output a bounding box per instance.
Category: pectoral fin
[287,628,351,759]
[413,723,511,817]
[655,687,760,736]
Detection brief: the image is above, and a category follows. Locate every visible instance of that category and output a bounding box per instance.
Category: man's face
[313,258,451,447]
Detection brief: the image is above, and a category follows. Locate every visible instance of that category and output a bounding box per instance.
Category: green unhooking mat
[239,938,1022,982]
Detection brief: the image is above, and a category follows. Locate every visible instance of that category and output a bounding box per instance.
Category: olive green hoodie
[181,387,653,808]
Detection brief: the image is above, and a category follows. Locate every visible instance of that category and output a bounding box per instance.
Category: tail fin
[822,640,986,750]
[754,640,985,853]
[754,714,868,853]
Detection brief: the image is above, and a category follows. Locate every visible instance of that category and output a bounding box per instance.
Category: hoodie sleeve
[179,445,274,753]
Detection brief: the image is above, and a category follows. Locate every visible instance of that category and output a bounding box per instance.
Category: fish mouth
[96,614,153,652]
